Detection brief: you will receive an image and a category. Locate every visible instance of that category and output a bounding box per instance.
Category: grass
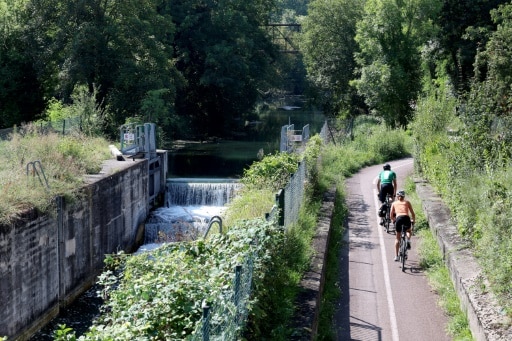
[0,124,113,224]
[406,178,474,340]
[316,188,347,340]
[2,116,472,339]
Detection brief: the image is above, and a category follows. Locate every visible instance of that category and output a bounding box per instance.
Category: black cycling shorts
[379,183,394,203]
[395,215,412,233]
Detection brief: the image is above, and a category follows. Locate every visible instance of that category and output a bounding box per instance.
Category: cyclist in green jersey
[377,164,397,225]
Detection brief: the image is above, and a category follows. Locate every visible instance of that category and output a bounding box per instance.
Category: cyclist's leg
[378,186,388,225]
[402,216,412,249]
[378,187,385,203]
[394,220,403,260]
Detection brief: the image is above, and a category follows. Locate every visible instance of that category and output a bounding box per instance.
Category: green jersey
[379,170,396,184]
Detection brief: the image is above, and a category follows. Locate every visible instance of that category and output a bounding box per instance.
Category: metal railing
[26,160,50,190]
[280,123,310,153]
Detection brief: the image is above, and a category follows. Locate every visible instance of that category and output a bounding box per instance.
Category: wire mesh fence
[191,250,255,341]
[283,160,305,228]
[0,116,85,141]
[192,120,329,340]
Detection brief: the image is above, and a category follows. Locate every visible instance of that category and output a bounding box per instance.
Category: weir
[143,178,241,244]
[165,178,241,206]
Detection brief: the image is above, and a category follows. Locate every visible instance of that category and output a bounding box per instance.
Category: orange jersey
[391,200,415,220]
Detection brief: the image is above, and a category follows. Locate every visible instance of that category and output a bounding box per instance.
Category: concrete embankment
[0,152,167,340]
[415,179,512,341]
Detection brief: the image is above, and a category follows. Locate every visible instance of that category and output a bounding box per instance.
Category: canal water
[168,108,325,178]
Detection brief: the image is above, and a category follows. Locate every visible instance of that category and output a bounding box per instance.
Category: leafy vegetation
[316,125,472,340]
[0,0,298,140]
[87,218,283,340]
[412,4,512,311]
[300,0,512,319]
[0,125,112,224]
[240,151,300,191]
[299,0,364,117]
[4,0,512,338]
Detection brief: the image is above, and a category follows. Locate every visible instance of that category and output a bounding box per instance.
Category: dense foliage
[0,0,296,139]
[78,218,284,340]
[411,2,512,316]
[299,0,512,319]
[5,0,512,335]
[299,0,364,117]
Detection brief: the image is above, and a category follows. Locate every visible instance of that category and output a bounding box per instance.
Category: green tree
[351,0,441,127]
[0,0,45,128]
[436,0,508,93]
[23,0,182,136]
[458,2,512,170]
[300,0,365,117]
[169,0,280,137]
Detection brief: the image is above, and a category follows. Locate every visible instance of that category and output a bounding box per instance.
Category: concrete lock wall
[0,154,165,340]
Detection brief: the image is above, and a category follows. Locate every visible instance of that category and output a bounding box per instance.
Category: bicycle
[398,222,414,272]
[383,193,394,233]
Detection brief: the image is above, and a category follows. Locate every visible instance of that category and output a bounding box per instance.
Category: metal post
[202,301,210,341]
[234,265,242,325]
[276,189,284,226]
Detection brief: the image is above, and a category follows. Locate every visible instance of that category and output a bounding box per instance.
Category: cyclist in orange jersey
[390,190,415,261]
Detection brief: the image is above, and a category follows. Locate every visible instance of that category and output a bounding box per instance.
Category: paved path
[333,158,451,341]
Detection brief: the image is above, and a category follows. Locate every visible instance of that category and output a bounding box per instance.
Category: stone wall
[0,156,162,340]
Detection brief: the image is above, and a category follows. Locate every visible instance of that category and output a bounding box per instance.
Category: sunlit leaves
[300,0,364,116]
[89,218,282,340]
[352,0,441,128]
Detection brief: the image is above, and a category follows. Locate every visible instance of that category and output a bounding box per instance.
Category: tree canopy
[4,0,512,133]
[299,0,365,117]
[351,0,441,127]
[0,0,288,138]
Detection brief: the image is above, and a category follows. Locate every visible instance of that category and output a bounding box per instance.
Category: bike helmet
[397,190,405,197]
[383,163,391,170]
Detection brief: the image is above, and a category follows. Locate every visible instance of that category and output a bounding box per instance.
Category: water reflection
[30,286,102,340]
[169,109,325,178]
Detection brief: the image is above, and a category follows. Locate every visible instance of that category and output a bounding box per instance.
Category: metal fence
[191,250,255,341]
[268,120,328,227]
[191,120,329,340]
[280,123,310,153]
[0,116,84,141]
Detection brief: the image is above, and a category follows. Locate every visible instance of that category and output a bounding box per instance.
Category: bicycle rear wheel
[385,204,391,233]
[400,238,407,272]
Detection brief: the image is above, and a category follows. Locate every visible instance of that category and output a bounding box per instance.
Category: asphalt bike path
[333,158,451,341]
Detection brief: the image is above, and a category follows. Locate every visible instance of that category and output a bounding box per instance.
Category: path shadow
[349,316,383,341]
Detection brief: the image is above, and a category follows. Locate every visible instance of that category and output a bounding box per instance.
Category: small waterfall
[143,179,241,246]
[165,178,241,206]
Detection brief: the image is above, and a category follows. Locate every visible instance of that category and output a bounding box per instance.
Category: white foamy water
[139,179,239,251]
[142,205,226,246]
